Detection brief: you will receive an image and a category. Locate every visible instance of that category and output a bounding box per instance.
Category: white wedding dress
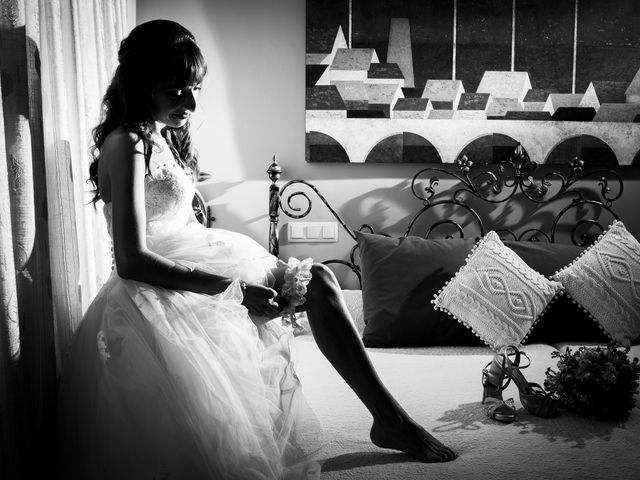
[57,158,320,479]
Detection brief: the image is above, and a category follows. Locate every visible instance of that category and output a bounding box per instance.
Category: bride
[56,19,456,480]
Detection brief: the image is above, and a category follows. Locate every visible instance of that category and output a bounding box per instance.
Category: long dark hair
[89,19,207,203]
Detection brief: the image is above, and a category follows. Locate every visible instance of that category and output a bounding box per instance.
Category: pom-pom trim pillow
[432,231,563,350]
[552,221,640,346]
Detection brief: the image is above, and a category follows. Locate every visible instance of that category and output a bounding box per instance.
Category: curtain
[0,1,132,478]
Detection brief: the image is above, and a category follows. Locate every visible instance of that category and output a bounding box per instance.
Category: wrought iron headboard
[267,147,624,286]
[192,189,215,227]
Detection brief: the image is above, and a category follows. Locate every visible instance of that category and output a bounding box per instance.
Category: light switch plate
[289,222,306,239]
[287,222,338,242]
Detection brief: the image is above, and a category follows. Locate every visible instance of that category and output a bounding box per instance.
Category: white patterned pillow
[432,231,563,350]
[552,221,640,346]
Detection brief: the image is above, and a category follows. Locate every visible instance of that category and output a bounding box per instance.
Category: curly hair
[89,19,207,203]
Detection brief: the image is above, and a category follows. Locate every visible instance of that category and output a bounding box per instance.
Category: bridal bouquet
[544,344,640,420]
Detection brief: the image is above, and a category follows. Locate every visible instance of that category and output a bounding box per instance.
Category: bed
[259,146,640,480]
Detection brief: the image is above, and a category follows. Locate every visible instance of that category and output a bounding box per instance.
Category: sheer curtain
[0,1,132,477]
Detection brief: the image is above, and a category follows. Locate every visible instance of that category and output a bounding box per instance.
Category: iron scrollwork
[192,189,215,227]
[407,144,622,245]
[268,156,364,283]
[267,146,625,286]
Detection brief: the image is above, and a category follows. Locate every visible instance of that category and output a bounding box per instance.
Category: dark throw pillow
[355,230,610,347]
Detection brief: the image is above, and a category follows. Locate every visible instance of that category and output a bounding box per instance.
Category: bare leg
[276,263,456,463]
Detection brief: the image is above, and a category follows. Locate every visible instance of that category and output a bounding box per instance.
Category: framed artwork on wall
[306,0,640,166]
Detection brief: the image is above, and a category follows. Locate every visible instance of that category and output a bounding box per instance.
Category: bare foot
[370,417,456,463]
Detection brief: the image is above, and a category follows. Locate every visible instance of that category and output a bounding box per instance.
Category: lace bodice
[104,158,196,237]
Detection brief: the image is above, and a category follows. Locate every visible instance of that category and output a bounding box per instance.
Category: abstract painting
[306,0,640,165]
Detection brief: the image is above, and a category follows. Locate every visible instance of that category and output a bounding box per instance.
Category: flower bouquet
[544,344,640,420]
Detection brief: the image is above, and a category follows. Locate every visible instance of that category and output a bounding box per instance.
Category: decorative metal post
[267,155,282,256]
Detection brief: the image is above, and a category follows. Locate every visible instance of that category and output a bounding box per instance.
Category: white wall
[137,0,640,286]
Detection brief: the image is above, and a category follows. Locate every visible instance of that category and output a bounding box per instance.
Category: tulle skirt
[57,223,321,479]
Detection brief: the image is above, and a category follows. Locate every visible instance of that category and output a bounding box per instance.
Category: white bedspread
[293,335,640,480]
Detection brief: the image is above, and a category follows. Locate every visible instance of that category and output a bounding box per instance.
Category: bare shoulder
[99,128,146,176]
[101,128,144,162]
[98,128,147,202]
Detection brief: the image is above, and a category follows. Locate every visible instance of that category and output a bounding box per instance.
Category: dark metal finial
[570,156,584,174]
[267,155,282,183]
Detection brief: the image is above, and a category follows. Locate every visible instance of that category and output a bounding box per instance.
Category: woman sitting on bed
[56,19,456,479]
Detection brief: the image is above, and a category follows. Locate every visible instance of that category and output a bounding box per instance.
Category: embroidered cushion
[432,231,563,350]
[552,221,640,346]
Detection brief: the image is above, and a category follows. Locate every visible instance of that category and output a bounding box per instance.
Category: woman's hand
[242,283,283,320]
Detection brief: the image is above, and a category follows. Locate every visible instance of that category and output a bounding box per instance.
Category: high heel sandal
[481,353,516,423]
[501,345,560,418]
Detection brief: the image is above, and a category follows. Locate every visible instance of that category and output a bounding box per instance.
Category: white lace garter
[280,257,313,327]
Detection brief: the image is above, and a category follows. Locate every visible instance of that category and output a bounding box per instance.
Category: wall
[137,0,640,286]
